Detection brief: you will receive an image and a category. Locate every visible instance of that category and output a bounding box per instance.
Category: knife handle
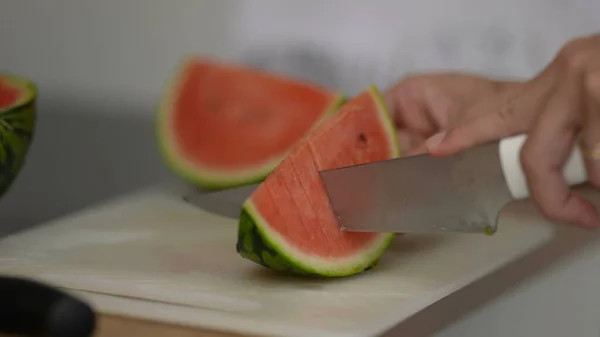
[0,276,96,337]
[499,134,588,200]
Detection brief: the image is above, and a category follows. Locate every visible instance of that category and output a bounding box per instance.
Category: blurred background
[0,0,598,233]
[2,1,600,337]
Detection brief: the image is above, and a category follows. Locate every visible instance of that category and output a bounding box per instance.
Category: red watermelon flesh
[157,58,345,190]
[237,85,401,277]
[0,80,21,108]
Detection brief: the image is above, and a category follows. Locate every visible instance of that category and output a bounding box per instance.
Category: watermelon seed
[358,133,367,143]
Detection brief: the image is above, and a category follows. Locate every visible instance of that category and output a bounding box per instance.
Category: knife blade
[320,134,589,234]
[183,183,258,218]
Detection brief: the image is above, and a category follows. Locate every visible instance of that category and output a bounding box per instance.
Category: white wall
[229,0,600,93]
[1,0,238,106]
[2,0,599,111]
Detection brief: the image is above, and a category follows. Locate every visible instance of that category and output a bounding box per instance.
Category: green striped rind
[236,85,401,277]
[237,206,395,277]
[0,74,37,197]
[237,208,318,276]
[367,84,402,158]
[156,57,347,191]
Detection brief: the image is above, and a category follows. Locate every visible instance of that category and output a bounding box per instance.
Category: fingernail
[425,131,447,151]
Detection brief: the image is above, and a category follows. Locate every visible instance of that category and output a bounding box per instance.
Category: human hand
[424,34,600,229]
[384,73,521,156]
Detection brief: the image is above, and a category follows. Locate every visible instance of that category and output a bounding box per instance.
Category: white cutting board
[0,186,569,337]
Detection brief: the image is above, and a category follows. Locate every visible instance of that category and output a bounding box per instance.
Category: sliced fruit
[237,85,401,277]
[157,57,345,190]
[0,74,37,197]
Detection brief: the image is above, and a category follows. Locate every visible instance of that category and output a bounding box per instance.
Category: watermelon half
[0,74,36,197]
[156,58,345,190]
[237,85,401,277]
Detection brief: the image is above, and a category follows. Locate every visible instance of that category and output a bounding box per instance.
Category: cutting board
[0,186,570,337]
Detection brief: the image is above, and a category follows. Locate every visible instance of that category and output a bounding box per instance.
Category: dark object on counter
[0,276,96,337]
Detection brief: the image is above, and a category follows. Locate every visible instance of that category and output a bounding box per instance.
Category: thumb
[424,100,529,157]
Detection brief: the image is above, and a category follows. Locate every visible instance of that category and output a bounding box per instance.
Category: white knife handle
[499,134,588,200]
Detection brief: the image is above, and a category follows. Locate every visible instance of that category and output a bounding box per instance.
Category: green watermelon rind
[155,58,347,191]
[237,85,402,277]
[0,74,37,197]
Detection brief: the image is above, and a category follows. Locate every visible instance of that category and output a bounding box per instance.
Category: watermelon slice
[156,58,345,190]
[0,74,36,197]
[237,85,401,277]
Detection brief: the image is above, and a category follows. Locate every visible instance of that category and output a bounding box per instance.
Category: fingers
[384,75,468,156]
[413,35,600,230]
[384,74,503,137]
[425,79,548,156]
[385,73,524,155]
[396,130,427,156]
[521,72,599,228]
[384,79,439,136]
[582,69,600,188]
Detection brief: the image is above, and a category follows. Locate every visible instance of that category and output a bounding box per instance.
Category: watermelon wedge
[0,74,36,197]
[156,58,345,190]
[237,85,401,277]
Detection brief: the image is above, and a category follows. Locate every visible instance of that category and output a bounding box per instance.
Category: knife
[320,134,588,234]
[184,134,588,234]
[183,183,257,218]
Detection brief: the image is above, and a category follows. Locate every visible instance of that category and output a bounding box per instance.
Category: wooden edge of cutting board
[95,314,255,337]
[0,314,255,337]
